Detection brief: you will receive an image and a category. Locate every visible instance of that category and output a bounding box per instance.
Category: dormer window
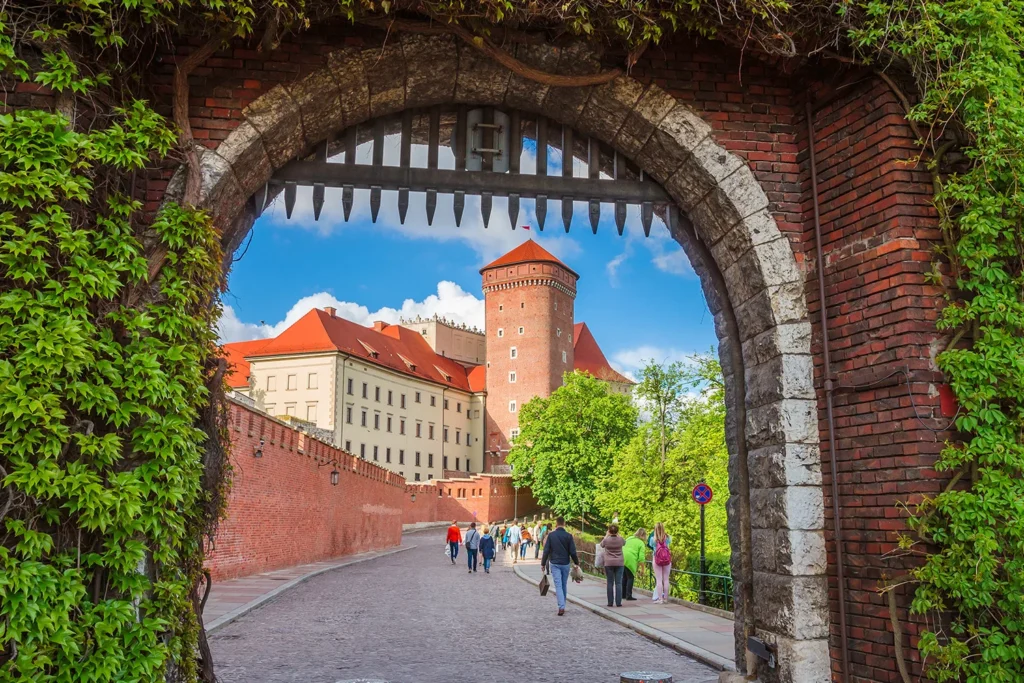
[434,366,452,383]
[358,340,379,358]
[398,354,417,372]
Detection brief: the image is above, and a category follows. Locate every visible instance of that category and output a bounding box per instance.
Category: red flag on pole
[521,225,531,231]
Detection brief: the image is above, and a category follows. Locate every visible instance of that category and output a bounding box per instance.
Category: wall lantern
[330,468,340,486]
[253,437,265,458]
[411,493,417,502]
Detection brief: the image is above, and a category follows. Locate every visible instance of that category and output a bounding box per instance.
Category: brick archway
[176,35,829,682]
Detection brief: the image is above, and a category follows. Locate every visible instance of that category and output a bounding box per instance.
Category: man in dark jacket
[540,517,580,616]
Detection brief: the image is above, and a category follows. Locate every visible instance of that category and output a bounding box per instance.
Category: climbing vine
[0,0,1020,681]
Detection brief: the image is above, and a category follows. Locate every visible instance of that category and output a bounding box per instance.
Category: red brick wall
[402,473,540,526]
[206,401,406,581]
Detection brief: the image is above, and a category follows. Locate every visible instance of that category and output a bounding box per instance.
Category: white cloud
[609,345,700,380]
[217,281,484,343]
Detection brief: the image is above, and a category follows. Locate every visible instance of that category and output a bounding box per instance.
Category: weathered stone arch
[183,35,829,683]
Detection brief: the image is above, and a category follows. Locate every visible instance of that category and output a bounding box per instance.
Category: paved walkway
[204,545,414,631]
[209,529,719,682]
[514,557,736,672]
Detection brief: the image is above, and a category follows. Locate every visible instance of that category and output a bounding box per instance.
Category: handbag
[539,571,550,596]
[595,543,606,568]
[444,543,451,559]
[570,564,584,583]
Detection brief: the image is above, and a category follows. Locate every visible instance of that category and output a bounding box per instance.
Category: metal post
[699,502,706,606]
[514,485,519,519]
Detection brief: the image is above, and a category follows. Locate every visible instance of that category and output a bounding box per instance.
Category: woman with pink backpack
[649,522,673,603]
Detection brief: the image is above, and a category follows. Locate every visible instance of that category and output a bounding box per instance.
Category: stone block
[214,120,272,198]
[720,235,801,311]
[753,630,831,683]
[363,43,406,118]
[455,43,511,106]
[741,323,812,367]
[541,43,603,127]
[242,86,305,168]
[197,148,246,233]
[287,67,344,149]
[690,164,768,246]
[505,43,559,112]
[749,486,824,532]
[752,572,830,640]
[752,528,777,573]
[402,34,458,108]
[732,281,808,342]
[743,354,815,409]
[613,85,677,159]
[775,529,827,576]
[712,209,786,272]
[327,47,370,128]
[747,443,822,490]
[574,76,644,144]
[634,104,712,183]
[746,399,818,450]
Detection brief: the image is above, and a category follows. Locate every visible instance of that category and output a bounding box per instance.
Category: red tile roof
[480,239,579,278]
[240,309,482,392]
[573,322,634,385]
[468,365,486,392]
[222,339,272,389]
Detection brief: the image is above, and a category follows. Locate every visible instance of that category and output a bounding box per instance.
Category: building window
[361,410,367,427]
[345,439,351,452]
[399,449,405,465]
[387,390,393,405]
[375,386,381,402]
[520,302,525,308]
[518,326,524,334]
[556,328,562,338]
[466,461,470,472]
[509,400,517,413]
[430,396,436,407]
[456,458,460,471]
[308,373,318,389]
[498,304,503,311]
[444,427,449,443]
[400,419,406,435]
[444,398,449,410]
[510,427,520,441]
[443,456,449,469]
[415,473,421,481]
[428,425,435,440]
[456,430,461,445]
[562,350,567,363]
[360,443,366,458]
[285,404,296,416]
[387,416,393,432]
[401,394,407,409]
[456,402,462,413]
[265,404,275,415]
[497,328,504,338]
[266,376,276,391]
[415,452,421,466]
[554,301,558,311]
[510,347,517,359]
[509,371,516,383]
[373,445,379,461]
[346,406,353,424]
[386,447,392,463]
[347,378,353,395]
[286,374,297,391]
[428,474,433,480]
[474,409,481,418]
[374,413,380,430]
[306,404,317,421]
[428,453,434,467]
[416,423,422,438]
[362,382,368,399]
[415,392,421,403]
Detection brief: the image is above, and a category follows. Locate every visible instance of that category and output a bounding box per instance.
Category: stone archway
[174,35,829,683]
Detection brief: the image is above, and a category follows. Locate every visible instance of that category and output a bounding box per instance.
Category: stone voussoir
[242,86,306,169]
[401,34,459,108]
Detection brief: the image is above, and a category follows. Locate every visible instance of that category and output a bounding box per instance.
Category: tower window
[497,328,504,338]
[509,400,517,413]
[509,371,516,383]
[562,350,568,363]
[556,328,562,338]
[498,304,503,311]
[521,302,525,308]
[518,326,524,334]
[554,301,558,311]
[510,428,520,441]
[510,347,517,359]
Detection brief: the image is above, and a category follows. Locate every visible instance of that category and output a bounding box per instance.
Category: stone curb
[207,545,415,633]
[513,564,736,673]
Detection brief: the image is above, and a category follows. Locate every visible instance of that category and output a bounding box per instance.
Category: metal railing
[575,549,733,612]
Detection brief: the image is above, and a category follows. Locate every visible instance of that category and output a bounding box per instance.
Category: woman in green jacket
[622,528,647,601]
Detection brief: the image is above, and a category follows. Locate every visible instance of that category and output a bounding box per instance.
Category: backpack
[654,540,672,567]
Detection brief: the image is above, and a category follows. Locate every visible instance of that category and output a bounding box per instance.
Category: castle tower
[480,240,579,470]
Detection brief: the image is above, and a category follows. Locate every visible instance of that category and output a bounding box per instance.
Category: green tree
[635,360,688,501]
[507,371,637,518]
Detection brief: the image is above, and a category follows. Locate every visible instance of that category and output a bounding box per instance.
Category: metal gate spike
[536,195,547,231]
[254,183,269,217]
[398,188,409,224]
[370,186,381,223]
[508,193,520,228]
[342,185,353,222]
[588,199,600,234]
[561,197,573,233]
[426,189,437,226]
[614,201,626,236]
[641,201,653,237]
[481,191,492,228]
[312,182,325,221]
[284,181,297,219]
[666,204,680,233]
[453,190,465,227]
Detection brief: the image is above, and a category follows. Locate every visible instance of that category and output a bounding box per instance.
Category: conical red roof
[480,239,578,278]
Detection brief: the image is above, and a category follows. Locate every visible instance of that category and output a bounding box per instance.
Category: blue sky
[220,137,718,378]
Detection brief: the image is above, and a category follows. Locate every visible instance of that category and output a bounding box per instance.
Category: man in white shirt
[507,520,522,564]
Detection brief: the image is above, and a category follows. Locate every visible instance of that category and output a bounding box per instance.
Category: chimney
[324,307,336,317]
[373,321,388,332]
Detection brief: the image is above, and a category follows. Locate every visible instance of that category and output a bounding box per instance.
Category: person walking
[446,520,462,565]
[540,517,580,616]
[622,528,647,602]
[464,522,481,573]
[651,522,672,603]
[534,522,548,559]
[479,526,496,573]
[600,524,626,607]
[501,524,510,551]
[507,520,522,563]
[519,525,532,560]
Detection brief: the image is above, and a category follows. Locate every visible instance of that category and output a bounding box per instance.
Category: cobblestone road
[211,530,720,683]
